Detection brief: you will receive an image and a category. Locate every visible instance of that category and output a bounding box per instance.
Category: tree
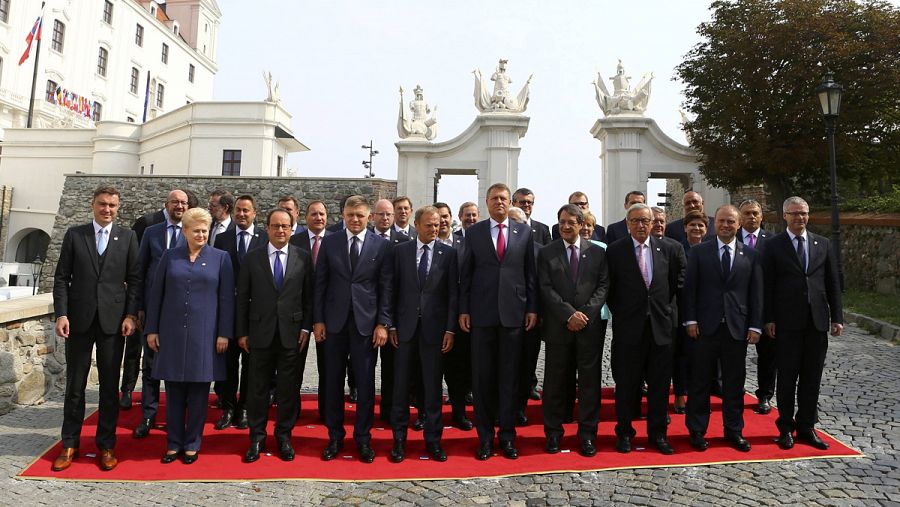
[675,0,900,208]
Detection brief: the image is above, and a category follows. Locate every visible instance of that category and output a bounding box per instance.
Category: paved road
[1,324,897,506]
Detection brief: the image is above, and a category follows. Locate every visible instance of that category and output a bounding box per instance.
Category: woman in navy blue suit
[145,208,234,464]
[674,211,710,413]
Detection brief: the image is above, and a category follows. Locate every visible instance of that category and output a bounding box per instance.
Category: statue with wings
[593,60,653,116]
[398,85,438,141]
[473,59,533,113]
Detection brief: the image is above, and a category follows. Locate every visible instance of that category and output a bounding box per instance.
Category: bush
[842,185,900,213]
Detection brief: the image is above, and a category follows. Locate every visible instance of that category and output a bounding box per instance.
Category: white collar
[237,224,255,236]
[92,220,112,235]
[631,236,650,248]
[489,217,510,229]
[267,242,289,256]
[417,238,436,250]
[345,228,366,242]
[717,237,738,250]
[786,229,807,242]
[307,228,324,240]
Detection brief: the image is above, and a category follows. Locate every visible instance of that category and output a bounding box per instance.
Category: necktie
[273,251,284,291]
[796,235,806,272]
[311,235,320,266]
[748,233,756,249]
[350,236,360,272]
[167,225,178,249]
[97,229,108,255]
[238,230,248,262]
[569,244,579,283]
[496,223,506,262]
[382,232,389,240]
[418,244,430,287]
[637,244,650,288]
[722,244,731,278]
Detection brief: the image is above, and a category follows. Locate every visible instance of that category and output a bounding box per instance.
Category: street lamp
[31,255,43,295]
[362,140,378,178]
[815,70,843,289]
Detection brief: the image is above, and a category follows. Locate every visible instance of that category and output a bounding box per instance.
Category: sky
[212,0,718,225]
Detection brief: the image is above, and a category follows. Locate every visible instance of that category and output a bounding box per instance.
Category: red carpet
[19,389,861,482]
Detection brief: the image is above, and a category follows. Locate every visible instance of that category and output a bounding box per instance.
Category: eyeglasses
[515,200,534,206]
[268,224,292,230]
[785,211,809,217]
[651,219,666,224]
[570,201,588,207]
[628,218,652,225]
[168,200,188,207]
[373,212,394,217]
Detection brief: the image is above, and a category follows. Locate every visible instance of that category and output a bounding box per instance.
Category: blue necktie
[238,230,248,262]
[418,244,429,287]
[97,229,108,255]
[273,251,284,291]
[167,225,178,249]
[350,236,360,272]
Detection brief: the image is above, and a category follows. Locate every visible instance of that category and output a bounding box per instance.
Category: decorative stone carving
[397,85,438,141]
[473,59,533,113]
[593,60,653,115]
[263,71,280,103]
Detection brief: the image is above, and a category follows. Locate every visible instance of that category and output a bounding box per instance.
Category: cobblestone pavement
[1,324,897,506]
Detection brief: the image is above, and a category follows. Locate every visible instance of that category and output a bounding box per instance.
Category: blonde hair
[181,207,212,228]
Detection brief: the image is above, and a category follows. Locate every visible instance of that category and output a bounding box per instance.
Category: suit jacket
[313,229,393,335]
[763,231,842,332]
[391,240,458,344]
[390,225,416,245]
[208,218,236,245]
[682,239,763,340]
[131,209,166,244]
[213,226,268,282]
[606,235,686,345]
[529,219,552,246]
[737,227,771,254]
[326,220,344,233]
[138,220,186,310]
[665,217,715,244]
[53,223,142,335]
[605,219,628,245]
[553,222,607,243]
[538,238,609,343]
[289,229,333,262]
[235,244,314,349]
[459,218,538,328]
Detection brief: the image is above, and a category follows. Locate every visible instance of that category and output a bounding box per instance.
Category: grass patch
[843,289,900,327]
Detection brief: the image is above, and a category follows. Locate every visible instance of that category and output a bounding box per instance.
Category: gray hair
[782,196,809,213]
[626,202,652,217]
[650,206,666,215]
[508,206,526,223]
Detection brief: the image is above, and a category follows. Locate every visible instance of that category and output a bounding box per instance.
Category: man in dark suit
[133,189,189,439]
[276,195,303,236]
[539,204,609,457]
[212,195,268,431]
[737,199,775,414]
[390,196,415,243]
[326,195,351,233]
[237,208,314,463]
[459,183,538,460]
[607,203,686,455]
[370,198,395,240]
[682,205,763,452]
[764,196,843,451]
[207,189,235,246]
[513,187,552,246]
[665,191,715,244]
[313,195,393,463]
[605,190,646,245]
[551,191,606,243]
[131,208,165,244]
[52,185,141,472]
[388,206,458,463]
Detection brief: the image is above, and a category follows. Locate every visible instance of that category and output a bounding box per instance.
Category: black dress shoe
[725,433,751,452]
[756,398,772,415]
[133,418,154,439]
[358,444,375,463]
[453,415,474,431]
[426,443,448,462]
[528,387,541,401]
[465,391,474,405]
[580,439,597,457]
[653,436,675,455]
[160,451,180,464]
[214,410,234,430]
[348,388,358,403]
[777,432,795,450]
[322,439,343,461]
[475,442,492,461]
[233,410,249,430]
[412,416,425,431]
[689,431,709,451]
[515,411,528,427]
[181,451,199,464]
[278,440,295,461]
[500,441,518,460]
[389,440,405,463]
[797,430,829,450]
[615,435,632,453]
[673,405,686,415]
[545,436,561,454]
[119,392,133,410]
[244,441,265,463]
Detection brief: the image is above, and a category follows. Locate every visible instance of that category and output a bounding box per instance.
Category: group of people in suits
[50,182,842,471]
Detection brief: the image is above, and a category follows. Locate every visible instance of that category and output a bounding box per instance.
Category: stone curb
[844,311,900,343]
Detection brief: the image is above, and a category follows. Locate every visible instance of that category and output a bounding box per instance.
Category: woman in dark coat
[674,211,710,413]
[145,207,234,464]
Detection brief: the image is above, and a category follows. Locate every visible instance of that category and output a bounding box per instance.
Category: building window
[161,43,169,64]
[45,80,58,102]
[102,1,113,24]
[0,0,9,23]
[97,47,108,77]
[156,83,164,108]
[222,150,241,176]
[188,64,195,83]
[135,23,144,46]
[277,155,283,176]
[0,57,4,87]
[129,67,139,94]
[52,20,65,53]
[92,102,102,122]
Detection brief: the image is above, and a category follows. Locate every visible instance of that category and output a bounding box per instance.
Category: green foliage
[842,185,900,213]
[843,288,900,327]
[675,0,900,207]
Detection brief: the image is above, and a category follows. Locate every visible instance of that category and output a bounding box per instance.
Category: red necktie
[496,223,506,262]
[311,235,320,266]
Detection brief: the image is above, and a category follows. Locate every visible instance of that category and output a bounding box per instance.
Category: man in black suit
[237,208,313,463]
[212,195,268,431]
[552,191,607,243]
[682,205,763,452]
[207,189,235,246]
[52,185,141,472]
[764,196,843,451]
[539,204,609,457]
[737,199,775,414]
[460,183,538,460]
[606,191,646,245]
[607,203,686,455]
[388,206,458,463]
[131,208,166,244]
[314,195,393,463]
[665,191,715,244]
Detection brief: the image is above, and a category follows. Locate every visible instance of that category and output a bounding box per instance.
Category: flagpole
[142,71,150,122]
[25,2,45,128]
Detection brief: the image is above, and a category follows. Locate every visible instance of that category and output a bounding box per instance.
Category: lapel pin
[113,237,118,241]
[656,247,661,252]
[813,241,818,245]
[513,229,519,234]
[438,251,443,255]
[201,262,207,266]
[582,254,587,258]
[739,251,744,256]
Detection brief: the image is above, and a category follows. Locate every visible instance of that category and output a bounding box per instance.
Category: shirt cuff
[749,327,762,335]
[684,321,698,327]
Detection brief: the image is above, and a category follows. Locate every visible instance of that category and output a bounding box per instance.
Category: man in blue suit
[313,195,393,463]
[605,190,646,245]
[682,205,763,452]
[388,206,458,463]
[460,183,538,461]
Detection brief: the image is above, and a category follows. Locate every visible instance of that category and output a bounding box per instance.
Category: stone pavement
[1,324,898,506]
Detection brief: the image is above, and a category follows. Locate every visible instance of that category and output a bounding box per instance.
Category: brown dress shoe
[51,447,78,471]
[98,449,118,471]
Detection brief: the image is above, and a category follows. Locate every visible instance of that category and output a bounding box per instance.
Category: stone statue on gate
[593,60,653,115]
[263,71,280,103]
[398,85,438,141]
[473,59,533,113]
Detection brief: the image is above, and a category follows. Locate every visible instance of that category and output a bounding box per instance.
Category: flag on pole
[18,16,43,66]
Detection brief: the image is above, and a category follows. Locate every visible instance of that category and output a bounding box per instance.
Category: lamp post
[31,255,43,295]
[815,70,843,290]
[362,140,378,178]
